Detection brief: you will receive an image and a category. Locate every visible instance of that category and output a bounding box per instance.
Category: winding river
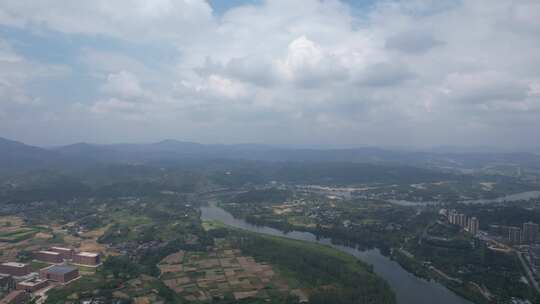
[200,205,473,304]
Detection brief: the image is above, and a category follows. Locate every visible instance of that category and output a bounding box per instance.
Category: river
[389,190,540,206]
[200,205,473,304]
[462,190,540,204]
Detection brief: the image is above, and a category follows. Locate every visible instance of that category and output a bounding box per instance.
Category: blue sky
[0,0,539,148]
[208,0,263,15]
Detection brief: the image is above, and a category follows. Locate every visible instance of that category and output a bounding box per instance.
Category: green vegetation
[219,185,540,303]
[30,260,50,271]
[0,227,40,242]
[403,220,536,303]
[202,220,227,231]
[1,155,538,304]
[231,188,292,204]
[222,195,413,253]
[230,231,395,304]
[43,272,181,304]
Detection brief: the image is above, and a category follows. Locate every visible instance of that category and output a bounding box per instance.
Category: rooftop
[44,265,78,275]
[39,250,60,255]
[76,252,98,257]
[18,278,47,286]
[50,246,72,251]
[1,262,27,268]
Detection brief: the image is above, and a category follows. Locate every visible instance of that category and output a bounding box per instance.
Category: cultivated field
[159,240,296,301]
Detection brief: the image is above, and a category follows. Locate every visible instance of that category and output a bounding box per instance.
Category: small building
[0,263,31,277]
[0,290,29,304]
[16,277,48,292]
[35,251,63,264]
[40,265,79,284]
[50,247,74,260]
[72,252,101,266]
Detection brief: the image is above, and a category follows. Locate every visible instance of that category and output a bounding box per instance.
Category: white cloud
[276,36,350,87]
[0,0,214,42]
[1,0,540,147]
[0,39,68,106]
[101,71,144,99]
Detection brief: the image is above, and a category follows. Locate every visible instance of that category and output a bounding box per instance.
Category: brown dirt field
[291,289,309,302]
[62,234,82,246]
[0,248,18,263]
[159,264,183,273]
[81,225,110,239]
[173,286,184,293]
[161,251,184,264]
[262,270,275,277]
[177,277,191,285]
[159,246,290,302]
[112,291,130,299]
[0,216,24,228]
[79,225,116,254]
[234,290,258,300]
[133,296,151,304]
[34,232,53,239]
[197,258,219,268]
[164,279,176,289]
[80,239,107,253]
[50,224,67,233]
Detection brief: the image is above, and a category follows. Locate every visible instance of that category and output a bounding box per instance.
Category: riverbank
[392,249,488,304]
[227,229,396,304]
[201,204,473,304]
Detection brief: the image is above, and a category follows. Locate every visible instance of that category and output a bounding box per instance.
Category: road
[515,250,540,293]
[33,286,53,304]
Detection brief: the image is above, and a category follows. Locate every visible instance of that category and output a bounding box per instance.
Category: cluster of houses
[0,247,101,303]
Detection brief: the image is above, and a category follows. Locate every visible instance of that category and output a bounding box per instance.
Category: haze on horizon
[0,0,539,149]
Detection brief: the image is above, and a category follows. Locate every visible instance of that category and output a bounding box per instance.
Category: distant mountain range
[0,137,60,170]
[1,137,540,174]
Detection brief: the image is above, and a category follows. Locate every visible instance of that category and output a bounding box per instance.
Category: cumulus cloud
[0,0,539,148]
[277,36,350,87]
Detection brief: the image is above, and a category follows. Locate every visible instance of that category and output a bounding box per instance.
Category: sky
[0,0,539,148]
